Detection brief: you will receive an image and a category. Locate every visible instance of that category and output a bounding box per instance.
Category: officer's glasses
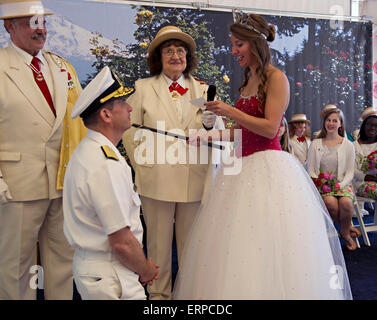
[162,48,187,57]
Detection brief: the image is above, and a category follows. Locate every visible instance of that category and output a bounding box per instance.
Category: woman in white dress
[307,107,358,251]
[172,12,352,300]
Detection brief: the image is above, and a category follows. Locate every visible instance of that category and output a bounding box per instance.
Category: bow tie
[297,136,306,143]
[169,82,188,95]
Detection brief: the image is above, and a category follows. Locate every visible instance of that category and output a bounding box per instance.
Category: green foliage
[86,6,232,104]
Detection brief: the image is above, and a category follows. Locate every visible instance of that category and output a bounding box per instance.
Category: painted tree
[87,6,232,104]
[284,18,372,131]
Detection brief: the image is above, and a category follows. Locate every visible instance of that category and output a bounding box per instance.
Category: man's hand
[202,110,216,129]
[0,178,12,203]
[139,258,159,286]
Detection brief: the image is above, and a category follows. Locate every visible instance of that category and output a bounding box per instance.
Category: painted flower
[136,10,153,25]
[338,77,348,83]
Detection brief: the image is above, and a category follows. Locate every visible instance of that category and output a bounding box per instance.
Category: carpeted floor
[38,211,377,300]
[341,212,377,300]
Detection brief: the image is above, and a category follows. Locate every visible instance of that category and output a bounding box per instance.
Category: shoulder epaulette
[101,145,119,161]
[44,50,67,69]
[193,77,208,85]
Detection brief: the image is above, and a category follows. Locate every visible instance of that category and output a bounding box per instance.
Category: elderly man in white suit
[0,0,84,299]
[123,26,223,300]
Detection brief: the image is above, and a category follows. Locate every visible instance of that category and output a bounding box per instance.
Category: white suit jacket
[123,74,217,203]
[289,135,311,165]
[0,45,73,201]
[307,137,355,189]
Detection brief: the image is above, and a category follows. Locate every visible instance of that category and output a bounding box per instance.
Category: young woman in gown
[172,12,352,300]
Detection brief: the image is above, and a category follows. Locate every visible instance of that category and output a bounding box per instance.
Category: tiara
[232,9,267,40]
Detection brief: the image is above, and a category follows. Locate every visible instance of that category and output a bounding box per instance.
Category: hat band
[99,86,134,104]
[0,2,46,17]
[80,80,120,119]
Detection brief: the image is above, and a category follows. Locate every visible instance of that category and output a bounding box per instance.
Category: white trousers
[73,248,146,300]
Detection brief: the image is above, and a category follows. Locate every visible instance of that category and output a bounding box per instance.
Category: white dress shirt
[11,41,54,102]
[289,135,311,165]
[63,129,143,252]
[162,73,187,123]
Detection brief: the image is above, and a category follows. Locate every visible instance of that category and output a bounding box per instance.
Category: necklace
[29,63,44,82]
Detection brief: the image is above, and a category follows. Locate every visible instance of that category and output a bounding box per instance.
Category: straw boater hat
[148,25,196,56]
[288,114,310,124]
[0,0,53,20]
[360,107,377,121]
[320,104,338,119]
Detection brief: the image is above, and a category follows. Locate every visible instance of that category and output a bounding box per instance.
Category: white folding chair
[353,194,377,246]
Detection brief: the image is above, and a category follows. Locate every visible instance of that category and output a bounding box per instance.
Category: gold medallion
[36,73,44,81]
[171,91,180,100]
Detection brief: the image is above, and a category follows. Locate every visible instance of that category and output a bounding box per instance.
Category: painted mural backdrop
[0,0,372,132]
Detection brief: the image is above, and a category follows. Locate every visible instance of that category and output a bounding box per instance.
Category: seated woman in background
[278,116,292,153]
[353,107,377,200]
[288,114,311,165]
[307,106,358,250]
[313,104,355,142]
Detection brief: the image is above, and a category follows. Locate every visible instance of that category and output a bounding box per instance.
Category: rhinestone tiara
[232,9,267,40]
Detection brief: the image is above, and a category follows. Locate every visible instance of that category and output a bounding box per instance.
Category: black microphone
[207,85,216,102]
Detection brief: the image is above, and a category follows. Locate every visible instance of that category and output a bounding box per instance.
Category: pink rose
[322,184,331,193]
[323,173,332,180]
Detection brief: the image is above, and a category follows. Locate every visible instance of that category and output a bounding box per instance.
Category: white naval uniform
[63,129,145,300]
[289,135,311,166]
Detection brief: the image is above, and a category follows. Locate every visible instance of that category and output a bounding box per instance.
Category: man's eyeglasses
[162,48,187,57]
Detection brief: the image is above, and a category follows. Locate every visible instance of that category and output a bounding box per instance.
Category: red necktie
[169,82,188,95]
[297,136,306,143]
[30,57,56,117]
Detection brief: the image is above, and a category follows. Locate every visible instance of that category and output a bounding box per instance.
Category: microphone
[207,85,216,102]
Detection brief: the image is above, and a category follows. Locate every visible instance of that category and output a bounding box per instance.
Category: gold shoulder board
[101,145,119,161]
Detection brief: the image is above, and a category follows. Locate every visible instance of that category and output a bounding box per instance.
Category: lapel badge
[171,91,180,101]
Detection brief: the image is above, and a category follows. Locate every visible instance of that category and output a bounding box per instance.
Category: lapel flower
[60,68,75,89]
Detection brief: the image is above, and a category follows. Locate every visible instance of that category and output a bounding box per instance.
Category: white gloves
[0,178,12,203]
[202,110,216,129]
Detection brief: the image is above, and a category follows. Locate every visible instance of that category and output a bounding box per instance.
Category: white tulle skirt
[173,150,352,300]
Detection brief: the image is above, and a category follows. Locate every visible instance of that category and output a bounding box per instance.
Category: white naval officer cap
[71,66,134,119]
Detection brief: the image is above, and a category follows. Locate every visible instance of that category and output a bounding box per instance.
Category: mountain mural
[0,13,127,83]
